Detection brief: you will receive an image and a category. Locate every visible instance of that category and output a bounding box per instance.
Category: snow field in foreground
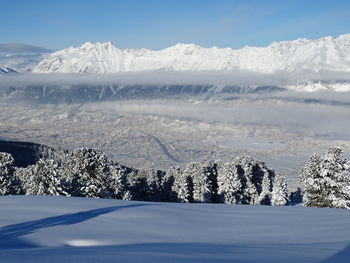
[0,195,349,263]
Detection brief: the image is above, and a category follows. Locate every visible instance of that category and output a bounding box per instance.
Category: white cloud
[1,70,350,87]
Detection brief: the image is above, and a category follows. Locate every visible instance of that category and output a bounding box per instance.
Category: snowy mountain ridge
[33,34,350,74]
[0,66,17,74]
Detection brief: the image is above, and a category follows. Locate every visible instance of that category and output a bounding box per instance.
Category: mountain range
[30,34,350,74]
[1,34,350,76]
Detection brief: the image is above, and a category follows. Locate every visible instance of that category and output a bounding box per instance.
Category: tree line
[0,147,349,209]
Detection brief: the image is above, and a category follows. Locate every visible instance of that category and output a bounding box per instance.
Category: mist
[2,70,350,87]
[83,92,350,140]
[1,70,350,176]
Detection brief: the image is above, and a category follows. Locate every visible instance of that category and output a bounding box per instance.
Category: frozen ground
[0,195,349,263]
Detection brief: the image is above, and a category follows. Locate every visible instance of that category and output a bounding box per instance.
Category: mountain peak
[173,43,202,48]
[166,42,202,51]
[80,42,94,49]
[337,33,350,39]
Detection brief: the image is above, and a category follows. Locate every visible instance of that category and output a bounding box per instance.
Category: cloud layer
[0,43,52,53]
[1,70,350,87]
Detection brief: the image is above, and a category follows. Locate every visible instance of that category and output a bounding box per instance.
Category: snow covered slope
[33,34,350,74]
[0,55,41,72]
[0,196,349,263]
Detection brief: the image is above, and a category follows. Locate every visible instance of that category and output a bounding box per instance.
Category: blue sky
[1,0,350,51]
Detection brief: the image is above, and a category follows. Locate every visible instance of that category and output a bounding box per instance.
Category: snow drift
[0,196,349,263]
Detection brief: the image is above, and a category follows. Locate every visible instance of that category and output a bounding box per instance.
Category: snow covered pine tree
[217,156,278,205]
[17,159,69,196]
[188,161,216,203]
[0,152,20,195]
[109,163,129,200]
[271,175,289,206]
[258,170,274,205]
[169,166,192,203]
[60,148,113,198]
[217,161,243,204]
[300,147,350,209]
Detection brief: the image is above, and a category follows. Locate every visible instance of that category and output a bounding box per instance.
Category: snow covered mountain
[33,34,350,74]
[0,66,17,74]
[0,54,42,72]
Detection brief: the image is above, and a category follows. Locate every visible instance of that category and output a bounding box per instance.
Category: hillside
[0,140,57,167]
[0,196,349,263]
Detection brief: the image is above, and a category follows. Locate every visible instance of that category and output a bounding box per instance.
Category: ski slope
[0,196,349,263]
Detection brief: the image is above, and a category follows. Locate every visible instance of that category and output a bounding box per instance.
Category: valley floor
[0,196,349,263]
[2,94,350,189]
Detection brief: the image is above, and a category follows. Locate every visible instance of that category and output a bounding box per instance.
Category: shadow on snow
[0,203,148,249]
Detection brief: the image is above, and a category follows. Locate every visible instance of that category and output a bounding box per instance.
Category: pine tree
[109,163,128,199]
[300,147,350,209]
[144,168,164,202]
[126,169,146,201]
[161,167,176,202]
[17,159,69,196]
[259,170,274,205]
[125,168,166,202]
[191,161,215,203]
[217,162,243,204]
[271,175,289,206]
[320,147,350,209]
[134,169,151,201]
[0,152,20,195]
[299,153,322,207]
[237,156,261,204]
[60,148,113,198]
[334,169,350,209]
[289,188,303,204]
[169,166,191,203]
[217,156,278,206]
[122,190,132,200]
